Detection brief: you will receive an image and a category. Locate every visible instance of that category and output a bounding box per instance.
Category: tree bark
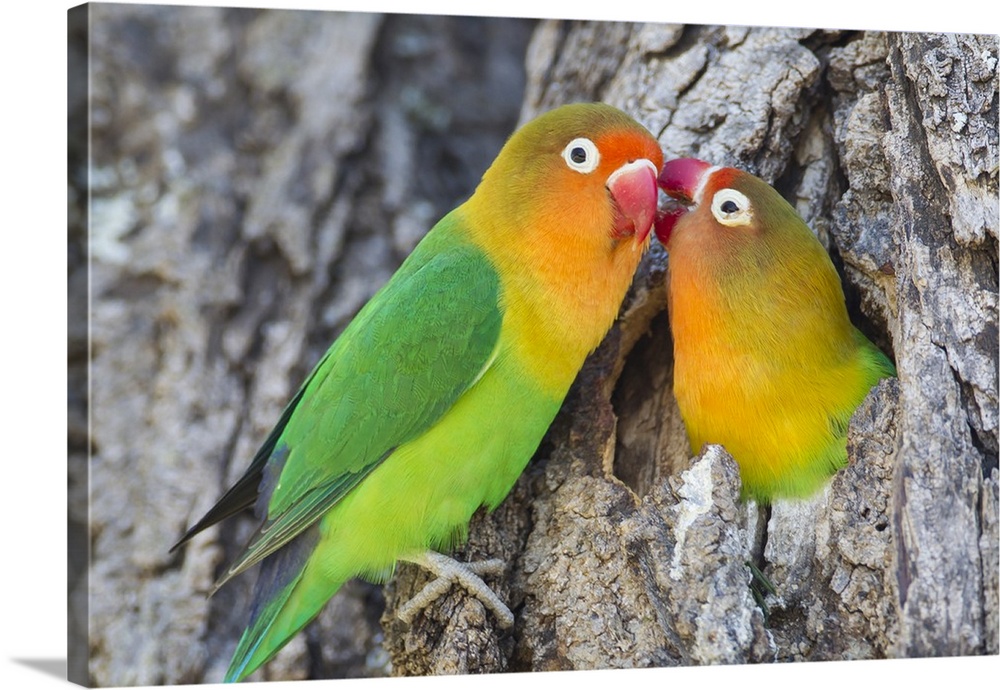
[72,7,998,686]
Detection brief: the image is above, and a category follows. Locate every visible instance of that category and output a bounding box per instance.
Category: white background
[2,1,997,689]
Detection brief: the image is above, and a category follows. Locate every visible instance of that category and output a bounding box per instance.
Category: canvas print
[68,2,999,687]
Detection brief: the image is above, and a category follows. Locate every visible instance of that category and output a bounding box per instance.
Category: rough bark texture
[72,6,999,686]
[74,5,534,685]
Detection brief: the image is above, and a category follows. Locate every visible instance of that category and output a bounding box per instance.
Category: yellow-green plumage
[173,103,664,681]
[655,159,895,502]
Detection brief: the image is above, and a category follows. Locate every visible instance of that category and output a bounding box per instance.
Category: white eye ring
[562,137,600,174]
[710,188,753,227]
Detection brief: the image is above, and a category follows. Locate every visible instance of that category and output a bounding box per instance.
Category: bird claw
[397,551,514,628]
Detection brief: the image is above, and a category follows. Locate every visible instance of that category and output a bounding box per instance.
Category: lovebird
[172,103,663,682]
[654,157,895,502]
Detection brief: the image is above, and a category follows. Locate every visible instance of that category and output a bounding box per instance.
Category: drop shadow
[10,658,66,680]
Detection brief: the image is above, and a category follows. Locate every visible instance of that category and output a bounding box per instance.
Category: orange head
[463,103,666,386]
[471,102,664,253]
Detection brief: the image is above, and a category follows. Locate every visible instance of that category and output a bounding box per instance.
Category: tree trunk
[71,7,998,686]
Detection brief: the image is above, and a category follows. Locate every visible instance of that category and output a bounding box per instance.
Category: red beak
[654,157,714,245]
[607,159,659,244]
[653,202,687,246]
[657,157,714,204]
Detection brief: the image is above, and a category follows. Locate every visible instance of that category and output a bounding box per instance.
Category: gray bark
[71,7,998,686]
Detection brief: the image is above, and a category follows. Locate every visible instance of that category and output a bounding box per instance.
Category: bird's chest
[667,277,787,431]
[499,272,625,393]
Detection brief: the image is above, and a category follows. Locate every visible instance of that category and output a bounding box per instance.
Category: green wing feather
[197,212,503,588]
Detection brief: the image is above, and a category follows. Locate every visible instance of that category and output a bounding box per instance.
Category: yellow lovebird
[173,103,663,681]
[654,158,895,502]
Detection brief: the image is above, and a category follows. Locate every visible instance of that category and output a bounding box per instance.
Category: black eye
[562,137,600,173]
[711,188,752,226]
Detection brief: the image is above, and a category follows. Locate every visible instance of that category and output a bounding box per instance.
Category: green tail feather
[225,577,301,683]
[224,528,343,683]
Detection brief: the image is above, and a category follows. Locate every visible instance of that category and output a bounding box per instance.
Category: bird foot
[397,551,513,628]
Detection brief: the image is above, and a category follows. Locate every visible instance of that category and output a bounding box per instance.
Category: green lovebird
[173,103,664,681]
[654,158,896,503]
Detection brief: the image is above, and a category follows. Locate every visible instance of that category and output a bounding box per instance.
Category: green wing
[189,216,503,586]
